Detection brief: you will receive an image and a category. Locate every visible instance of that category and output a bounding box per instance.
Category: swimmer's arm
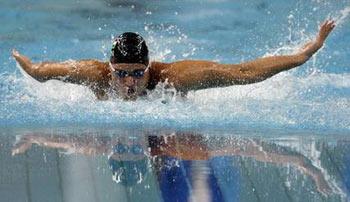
[12,134,111,156]
[215,20,336,85]
[12,50,109,86]
[166,20,335,91]
[211,142,332,194]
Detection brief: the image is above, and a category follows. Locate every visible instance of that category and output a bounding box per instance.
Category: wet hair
[110,32,149,66]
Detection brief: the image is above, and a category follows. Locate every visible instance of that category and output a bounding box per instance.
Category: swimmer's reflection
[12,133,334,197]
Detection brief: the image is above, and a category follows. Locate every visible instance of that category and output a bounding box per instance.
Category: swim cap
[110,32,149,66]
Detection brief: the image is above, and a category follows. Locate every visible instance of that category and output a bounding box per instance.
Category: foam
[1,66,349,131]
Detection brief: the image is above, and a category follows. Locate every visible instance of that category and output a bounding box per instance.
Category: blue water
[1,1,350,130]
[1,129,350,201]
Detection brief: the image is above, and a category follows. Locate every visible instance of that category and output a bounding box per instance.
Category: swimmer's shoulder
[77,59,109,70]
[149,60,223,82]
[148,61,168,89]
[150,61,169,72]
[147,60,220,89]
[150,60,219,71]
[72,59,111,85]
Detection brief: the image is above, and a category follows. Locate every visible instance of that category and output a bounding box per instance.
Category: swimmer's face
[109,63,150,100]
[109,136,147,161]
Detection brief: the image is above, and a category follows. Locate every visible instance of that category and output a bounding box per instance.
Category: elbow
[295,53,311,66]
[29,68,49,82]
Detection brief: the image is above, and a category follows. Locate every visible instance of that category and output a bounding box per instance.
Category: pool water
[0,0,349,201]
[1,128,350,201]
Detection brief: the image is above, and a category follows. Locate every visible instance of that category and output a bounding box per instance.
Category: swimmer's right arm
[12,49,109,86]
[12,134,110,156]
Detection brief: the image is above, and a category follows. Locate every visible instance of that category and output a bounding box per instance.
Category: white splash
[333,6,350,25]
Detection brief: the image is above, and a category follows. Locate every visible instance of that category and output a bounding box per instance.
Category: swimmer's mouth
[124,88,137,100]
[127,88,135,95]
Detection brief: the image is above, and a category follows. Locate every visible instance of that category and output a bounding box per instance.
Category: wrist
[303,41,322,57]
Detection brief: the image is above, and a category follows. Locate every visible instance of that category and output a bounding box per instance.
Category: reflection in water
[7,131,350,201]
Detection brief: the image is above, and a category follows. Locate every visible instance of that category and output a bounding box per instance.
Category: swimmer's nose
[124,76,136,86]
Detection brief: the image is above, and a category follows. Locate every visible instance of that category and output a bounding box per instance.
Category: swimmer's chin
[122,94,138,101]
[124,97,137,101]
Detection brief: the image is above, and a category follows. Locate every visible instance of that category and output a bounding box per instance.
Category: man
[12,20,335,100]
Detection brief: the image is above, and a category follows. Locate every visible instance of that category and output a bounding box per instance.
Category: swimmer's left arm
[229,20,336,84]
[167,20,335,92]
[210,141,332,194]
[215,20,335,84]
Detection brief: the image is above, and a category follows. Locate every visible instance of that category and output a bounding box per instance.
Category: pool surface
[1,128,350,201]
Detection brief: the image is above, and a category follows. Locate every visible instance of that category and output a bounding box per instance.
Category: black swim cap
[110,32,149,66]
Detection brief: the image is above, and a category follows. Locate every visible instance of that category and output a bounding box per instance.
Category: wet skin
[12,20,336,100]
[109,63,150,100]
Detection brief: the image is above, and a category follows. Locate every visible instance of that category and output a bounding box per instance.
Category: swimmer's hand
[317,20,336,44]
[11,134,35,155]
[12,49,35,76]
[301,20,336,57]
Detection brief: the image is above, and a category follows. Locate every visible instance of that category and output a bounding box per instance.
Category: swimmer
[12,20,336,100]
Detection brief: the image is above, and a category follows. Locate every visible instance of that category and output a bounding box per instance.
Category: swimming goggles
[113,143,144,155]
[113,68,148,79]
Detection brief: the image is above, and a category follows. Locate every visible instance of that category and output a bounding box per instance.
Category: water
[0,0,349,201]
[1,128,350,201]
